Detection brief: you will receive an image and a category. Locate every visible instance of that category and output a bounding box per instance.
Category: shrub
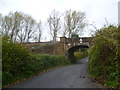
[88,25,120,88]
[2,37,71,87]
[2,36,33,86]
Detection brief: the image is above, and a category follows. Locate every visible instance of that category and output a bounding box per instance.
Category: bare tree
[26,16,36,42]
[1,12,17,41]
[62,19,68,37]
[64,10,72,37]
[64,10,87,38]
[13,12,24,42]
[1,12,37,43]
[47,10,61,42]
[37,20,42,42]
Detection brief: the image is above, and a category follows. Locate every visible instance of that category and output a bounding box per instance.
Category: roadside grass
[104,81,118,88]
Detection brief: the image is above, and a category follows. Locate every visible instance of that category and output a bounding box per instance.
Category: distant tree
[24,15,36,42]
[36,20,42,42]
[1,12,22,42]
[62,17,68,37]
[13,12,25,42]
[47,10,61,41]
[64,10,87,38]
[1,11,37,43]
[0,14,2,36]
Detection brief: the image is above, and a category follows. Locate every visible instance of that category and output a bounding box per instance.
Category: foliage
[74,50,88,60]
[63,9,87,38]
[88,25,120,88]
[1,12,42,43]
[1,10,87,42]
[2,37,71,87]
[2,36,32,86]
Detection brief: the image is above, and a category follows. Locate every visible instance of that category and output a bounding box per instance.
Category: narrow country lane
[11,58,103,88]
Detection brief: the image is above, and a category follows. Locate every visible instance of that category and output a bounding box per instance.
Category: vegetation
[1,12,42,43]
[2,36,71,87]
[63,10,87,38]
[1,10,87,87]
[0,10,87,42]
[74,49,88,60]
[47,10,61,42]
[88,25,120,88]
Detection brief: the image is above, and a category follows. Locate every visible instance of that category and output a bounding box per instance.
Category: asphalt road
[11,57,103,88]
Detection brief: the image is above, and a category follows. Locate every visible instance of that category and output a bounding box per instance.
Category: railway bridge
[24,37,92,55]
[24,37,92,63]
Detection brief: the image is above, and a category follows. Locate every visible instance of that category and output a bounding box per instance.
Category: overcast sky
[0,0,119,41]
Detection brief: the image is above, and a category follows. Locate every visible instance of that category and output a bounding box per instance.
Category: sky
[0,0,119,41]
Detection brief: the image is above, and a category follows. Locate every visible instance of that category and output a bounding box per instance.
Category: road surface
[11,57,103,88]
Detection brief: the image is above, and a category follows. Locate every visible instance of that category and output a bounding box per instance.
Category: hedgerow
[88,25,120,88]
[2,36,71,87]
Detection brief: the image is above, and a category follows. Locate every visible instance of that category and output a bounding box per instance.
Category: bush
[29,54,71,72]
[74,50,88,60]
[2,37,71,87]
[2,36,33,86]
[88,25,120,88]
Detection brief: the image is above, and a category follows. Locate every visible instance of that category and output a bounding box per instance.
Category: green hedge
[88,25,120,88]
[2,37,71,87]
